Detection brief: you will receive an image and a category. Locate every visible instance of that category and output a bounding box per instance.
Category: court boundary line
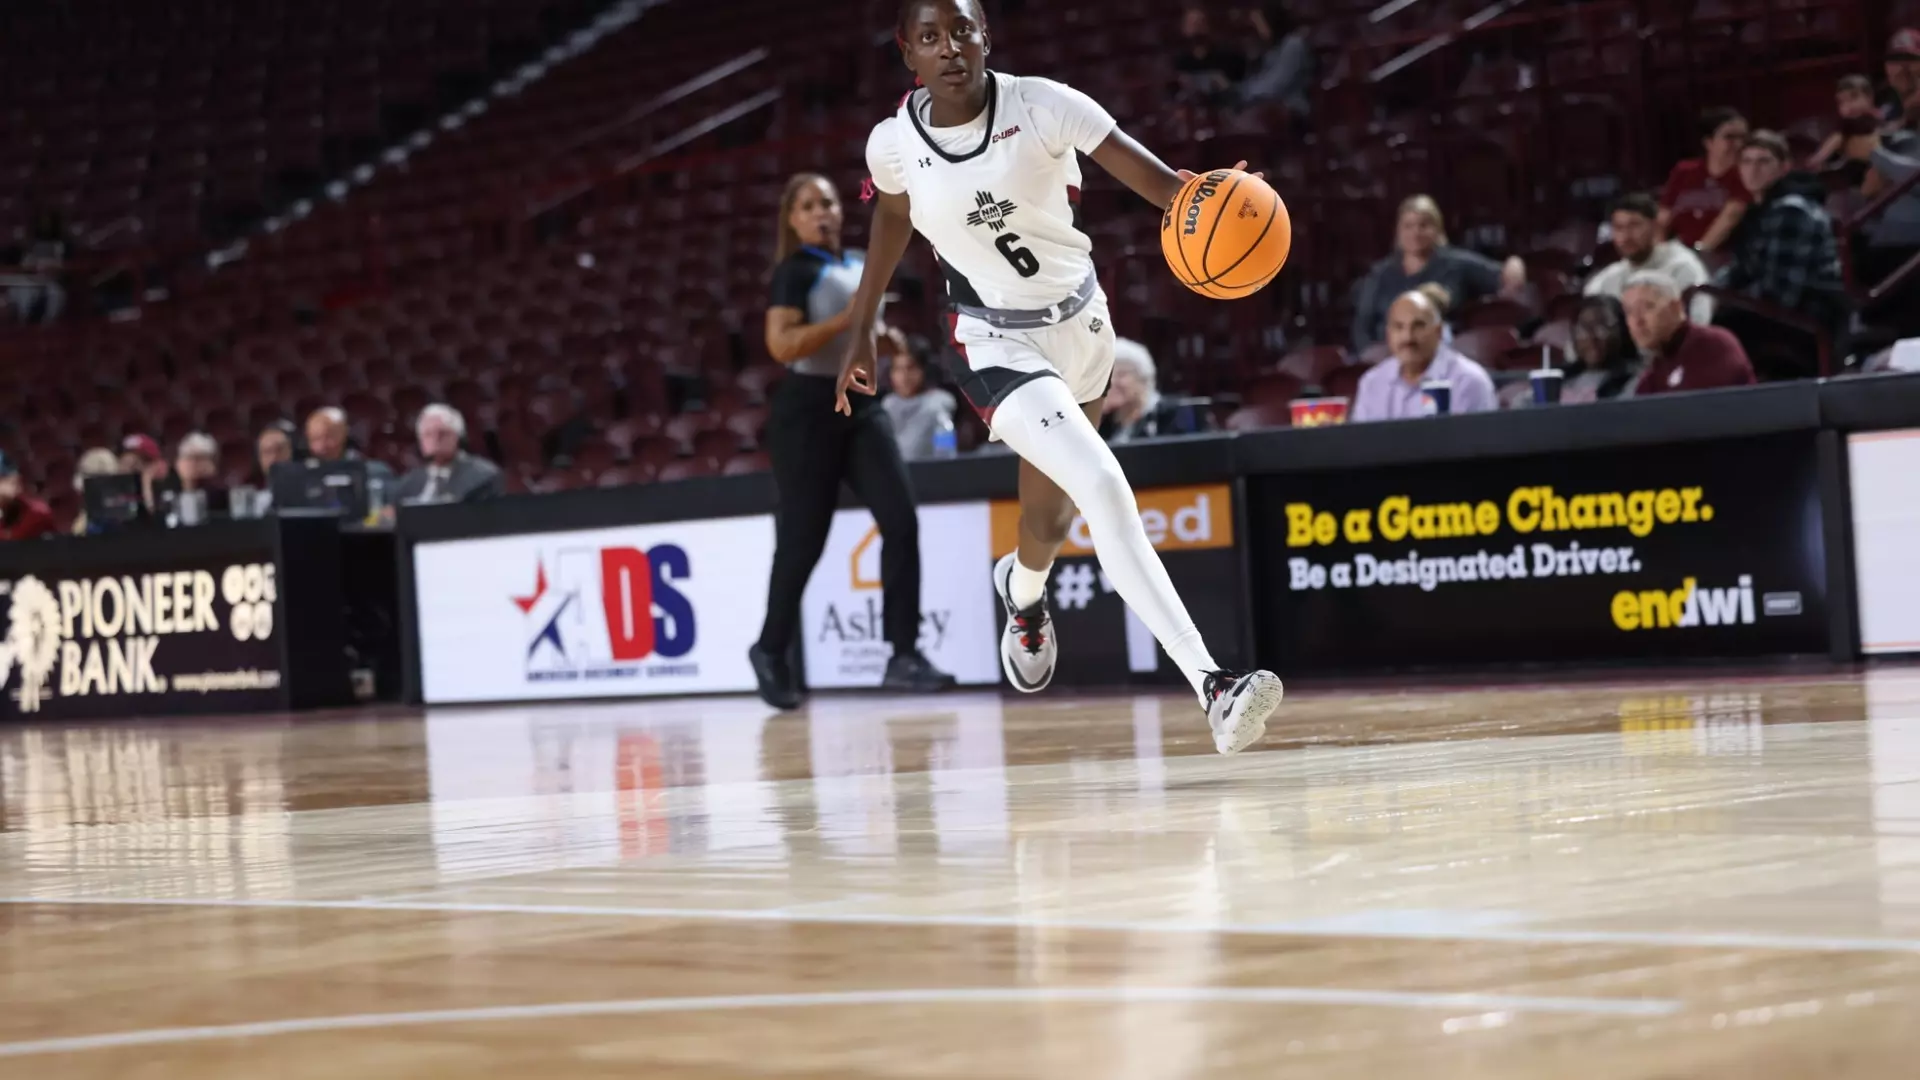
[7,895,1920,955]
[0,986,1681,1059]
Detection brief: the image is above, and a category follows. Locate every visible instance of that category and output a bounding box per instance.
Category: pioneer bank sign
[1,560,286,719]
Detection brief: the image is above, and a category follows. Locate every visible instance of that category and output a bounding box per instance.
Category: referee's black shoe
[748,643,803,710]
[883,651,957,693]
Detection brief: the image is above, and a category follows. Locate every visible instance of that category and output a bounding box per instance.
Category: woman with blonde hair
[69,447,122,535]
[749,172,954,709]
[1348,194,1527,352]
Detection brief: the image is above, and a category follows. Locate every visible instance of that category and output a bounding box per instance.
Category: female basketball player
[752,173,956,710]
[834,0,1284,753]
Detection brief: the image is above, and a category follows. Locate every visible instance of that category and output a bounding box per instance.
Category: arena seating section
[0,0,1906,525]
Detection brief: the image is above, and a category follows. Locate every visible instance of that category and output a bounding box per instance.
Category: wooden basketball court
[2,667,1918,1077]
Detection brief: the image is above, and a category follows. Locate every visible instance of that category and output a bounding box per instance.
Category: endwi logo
[1182,170,1231,237]
[513,545,698,682]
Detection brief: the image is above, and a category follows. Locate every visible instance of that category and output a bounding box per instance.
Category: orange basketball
[1160,168,1292,299]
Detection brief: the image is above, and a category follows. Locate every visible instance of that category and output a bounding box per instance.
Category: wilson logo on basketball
[1181,170,1230,237]
[1238,197,1260,220]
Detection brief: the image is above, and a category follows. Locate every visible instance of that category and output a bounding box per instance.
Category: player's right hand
[1176,159,1263,182]
[835,336,878,415]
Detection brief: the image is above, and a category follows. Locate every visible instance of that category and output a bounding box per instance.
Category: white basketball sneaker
[993,551,1057,693]
[1202,669,1284,754]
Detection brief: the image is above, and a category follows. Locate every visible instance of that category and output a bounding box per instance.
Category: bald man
[304,407,396,484]
[1350,290,1498,422]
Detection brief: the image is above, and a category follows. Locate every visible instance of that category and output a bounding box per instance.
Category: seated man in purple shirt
[1350,289,1498,422]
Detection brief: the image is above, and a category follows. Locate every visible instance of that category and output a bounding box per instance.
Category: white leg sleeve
[990,374,1217,697]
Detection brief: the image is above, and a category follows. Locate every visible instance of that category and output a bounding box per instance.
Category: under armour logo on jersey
[918,156,933,168]
[1088,318,1104,334]
[1038,409,1067,429]
[965,190,1018,234]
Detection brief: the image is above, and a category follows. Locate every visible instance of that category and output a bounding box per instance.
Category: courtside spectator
[393,404,504,505]
[1879,29,1920,125]
[1101,337,1214,442]
[1413,281,1461,347]
[1351,289,1497,421]
[1622,270,1756,394]
[0,453,56,541]
[305,407,397,485]
[1173,6,1245,105]
[881,337,958,462]
[1349,195,1526,352]
[1716,130,1849,377]
[1659,107,1751,252]
[69,447,122,535]
[172,433,230,518]
[245,420,301,515]
[1810,75,1883,189]
[256,420,298,482]
[119,433,169,510]
[118,433,162,477]
[1563,296,1645,404]
[1585,193,1714,324]
[1236,4,1312,120]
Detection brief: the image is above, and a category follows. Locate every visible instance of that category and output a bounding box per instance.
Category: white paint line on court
[7,894,1920,956]
[0,986,1680,1059]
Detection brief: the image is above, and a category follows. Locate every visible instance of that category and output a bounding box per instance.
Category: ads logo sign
[412,516,774,704]
[1,563,281,715]
[801,503,999,689]
[512,545,697,684]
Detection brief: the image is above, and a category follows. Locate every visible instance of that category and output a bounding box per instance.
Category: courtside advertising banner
[1249,432,1831,671]
[988,483,1248,686]
[0,554,287,719]
[1849,429,1920,655]
[800,503,1000,688]
[413,516,775,703]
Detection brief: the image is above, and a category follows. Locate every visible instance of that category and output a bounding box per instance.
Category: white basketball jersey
[866,72,1116,311]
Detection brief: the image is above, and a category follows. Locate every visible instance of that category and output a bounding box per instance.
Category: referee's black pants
[756,373,924,657]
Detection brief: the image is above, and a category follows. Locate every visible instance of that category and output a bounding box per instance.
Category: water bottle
[365,475,387,527]
[930,414,958,460]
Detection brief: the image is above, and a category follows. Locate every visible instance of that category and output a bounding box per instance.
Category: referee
[748,172,955,709]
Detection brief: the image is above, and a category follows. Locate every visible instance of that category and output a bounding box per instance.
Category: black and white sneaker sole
[1000,629,1054,693]
[1211,671,1284,755]
[995,555,1055,694]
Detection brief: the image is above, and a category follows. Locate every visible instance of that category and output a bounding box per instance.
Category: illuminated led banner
[1247,433,1830,670]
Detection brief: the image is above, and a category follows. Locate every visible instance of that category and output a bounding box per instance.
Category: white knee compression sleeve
[990,375,1217,697]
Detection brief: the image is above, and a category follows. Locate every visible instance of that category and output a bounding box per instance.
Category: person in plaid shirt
[1714,130,1849,379]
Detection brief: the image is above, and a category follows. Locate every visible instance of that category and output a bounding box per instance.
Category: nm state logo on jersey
[966,190,1017,233]
[512,544,698,685]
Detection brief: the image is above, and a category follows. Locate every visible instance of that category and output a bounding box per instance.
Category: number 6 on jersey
[995,233,1039,277]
